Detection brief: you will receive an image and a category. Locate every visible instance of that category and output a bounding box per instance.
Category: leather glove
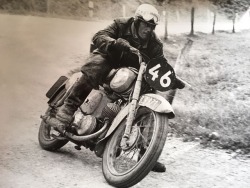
[111,38,132,52]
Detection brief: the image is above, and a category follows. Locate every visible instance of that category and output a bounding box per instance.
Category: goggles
[137,17,157,30]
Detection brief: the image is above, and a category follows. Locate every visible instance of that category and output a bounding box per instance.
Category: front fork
[121,55,146,148]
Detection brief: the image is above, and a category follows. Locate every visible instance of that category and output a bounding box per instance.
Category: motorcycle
[38,50,185,188]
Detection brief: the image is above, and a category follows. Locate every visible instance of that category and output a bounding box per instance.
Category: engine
[72,67,154,136]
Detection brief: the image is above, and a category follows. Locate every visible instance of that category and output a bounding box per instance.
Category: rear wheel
[38,88,69,151]
[102,107,168,188]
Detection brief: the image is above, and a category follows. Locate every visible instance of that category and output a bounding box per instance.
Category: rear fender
[47,72,82,104]
[47,76,68,104]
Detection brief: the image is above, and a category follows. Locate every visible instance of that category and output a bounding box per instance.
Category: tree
[188,0,201,36]
[209,0,250,33]
[190,6,195,35]
[155,0,170,40]
[157,0,198,36]
[209,0,221,34]
[212,7,217,34]
[155,0,183,40]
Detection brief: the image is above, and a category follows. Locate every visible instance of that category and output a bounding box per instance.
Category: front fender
[103,93,175,140]
[138,93,175,118]
[94,93,174,157]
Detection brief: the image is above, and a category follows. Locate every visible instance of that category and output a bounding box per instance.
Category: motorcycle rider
[47,4,178,172]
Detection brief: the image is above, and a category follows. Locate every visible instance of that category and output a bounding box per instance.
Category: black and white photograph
[0,0,250,187]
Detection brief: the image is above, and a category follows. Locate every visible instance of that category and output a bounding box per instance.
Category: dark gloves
[108,38,139,66]
[110,38,132,53]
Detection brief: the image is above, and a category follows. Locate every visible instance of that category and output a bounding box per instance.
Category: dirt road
[0,14,250,188]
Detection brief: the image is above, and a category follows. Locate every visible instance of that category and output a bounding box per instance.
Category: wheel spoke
[114,148,138,172]
[108,108,157,174]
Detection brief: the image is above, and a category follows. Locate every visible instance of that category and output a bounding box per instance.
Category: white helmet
[135,4,160,25]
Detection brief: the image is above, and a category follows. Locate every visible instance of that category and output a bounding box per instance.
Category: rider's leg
[55,73,92,125]
[50,53,112,133]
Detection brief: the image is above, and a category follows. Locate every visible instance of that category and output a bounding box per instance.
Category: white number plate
[139,95,161,109]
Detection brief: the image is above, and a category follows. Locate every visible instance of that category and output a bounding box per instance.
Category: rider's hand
[112,38,132,53]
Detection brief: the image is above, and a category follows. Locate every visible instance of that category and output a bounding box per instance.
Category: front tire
[38,88,69,151]
[102,107,168,188]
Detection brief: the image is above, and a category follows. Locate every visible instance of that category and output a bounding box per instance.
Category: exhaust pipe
[41,115,109,142]
[65,118,109,142]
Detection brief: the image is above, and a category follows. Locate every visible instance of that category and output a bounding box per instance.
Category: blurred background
[0,0,250,35]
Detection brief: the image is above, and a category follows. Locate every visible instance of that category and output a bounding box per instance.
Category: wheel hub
[120,126,140,151]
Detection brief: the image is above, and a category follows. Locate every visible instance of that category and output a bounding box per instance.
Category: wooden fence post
[46,0,51,14]
[88,1,94,18]
[190,7,195,36]
[122,5,126,17]
[163,10,168,41]
[30,0,35,12]
[212,11,216,34]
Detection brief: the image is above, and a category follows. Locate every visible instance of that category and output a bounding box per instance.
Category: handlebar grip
[129,47,139,54]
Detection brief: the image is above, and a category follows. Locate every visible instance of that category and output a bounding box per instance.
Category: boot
[139,148,166,173]
[151,161,166,173]
[49,74,92,133]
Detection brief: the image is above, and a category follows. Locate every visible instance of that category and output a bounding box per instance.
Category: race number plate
[139,95,161,110]
[145,57,176,91]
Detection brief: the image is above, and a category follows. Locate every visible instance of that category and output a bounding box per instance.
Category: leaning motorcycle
[38,50,184,188]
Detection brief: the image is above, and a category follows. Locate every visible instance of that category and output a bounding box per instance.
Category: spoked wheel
[102,107,169,188]
[38,88,68,151]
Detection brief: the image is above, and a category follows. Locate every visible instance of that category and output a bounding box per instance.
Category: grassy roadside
[163,31,250,154]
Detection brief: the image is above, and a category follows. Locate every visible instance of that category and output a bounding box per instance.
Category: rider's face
[137,21,155,41]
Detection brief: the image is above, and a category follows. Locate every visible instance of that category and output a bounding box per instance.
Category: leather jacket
[92,17,166,68]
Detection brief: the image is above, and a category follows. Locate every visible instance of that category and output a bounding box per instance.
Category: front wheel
[102,107,168,188]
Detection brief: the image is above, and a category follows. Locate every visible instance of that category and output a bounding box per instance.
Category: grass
[163,31,250,154]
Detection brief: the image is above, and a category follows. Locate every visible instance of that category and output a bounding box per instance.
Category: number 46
[148,64,172,88]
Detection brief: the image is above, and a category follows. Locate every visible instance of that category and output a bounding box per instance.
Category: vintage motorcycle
[38,50,185,188]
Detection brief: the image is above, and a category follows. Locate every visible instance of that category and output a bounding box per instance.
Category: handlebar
[129,47,142,65]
